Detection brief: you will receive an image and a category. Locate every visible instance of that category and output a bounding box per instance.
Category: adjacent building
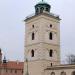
[24,1,75,75]
[0,49,23,75]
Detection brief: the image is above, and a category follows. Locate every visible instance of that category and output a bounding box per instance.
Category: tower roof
[35,1,51,15]
[36,1,50,5]
[25,1,60,21]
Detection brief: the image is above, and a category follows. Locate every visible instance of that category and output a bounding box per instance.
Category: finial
[42,0,43,2]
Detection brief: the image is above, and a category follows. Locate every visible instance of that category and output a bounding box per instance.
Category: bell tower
[24,1,61,75]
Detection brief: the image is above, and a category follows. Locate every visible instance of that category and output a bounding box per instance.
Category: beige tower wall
[24,14,60,75]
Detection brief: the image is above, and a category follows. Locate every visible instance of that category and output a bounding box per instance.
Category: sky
[0,0,75,63]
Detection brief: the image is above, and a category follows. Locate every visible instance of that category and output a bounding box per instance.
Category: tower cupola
[35,1,51,15]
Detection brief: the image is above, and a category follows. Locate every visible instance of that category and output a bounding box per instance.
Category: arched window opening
[51,63,52,66]
[51,72,55,75]
[32,32,35,40]
[49,32,53,40]
[49,49,53,57]
[61,71,66,75]
[32,25,34,28]
[36,8,39,14]
[72,71,75,75]
[50,24,52,28]
[46,8,49,12]
[40,7,44,13]
[31,50,34,57]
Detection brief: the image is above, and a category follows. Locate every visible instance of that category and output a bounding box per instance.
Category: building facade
[24,1,75,75]
[0,49,23,75]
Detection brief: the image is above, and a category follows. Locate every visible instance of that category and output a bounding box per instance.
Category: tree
[66,54,75,64]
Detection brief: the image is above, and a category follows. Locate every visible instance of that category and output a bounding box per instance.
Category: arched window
[36,8,39,14]
[40,7,44,13]
[31,50,34,57]
[32,25,34,28]
[46,8,49,12]
[51,63,52,66]
[50,24,52,28]
[61,71,66,75]
[72,71,75,75]
[51,72,55,75]
[32,32,35,40]
[49,32,53,40]
[49,49,53,57]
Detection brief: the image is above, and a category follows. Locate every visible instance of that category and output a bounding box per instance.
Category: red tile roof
[0,61,24,69]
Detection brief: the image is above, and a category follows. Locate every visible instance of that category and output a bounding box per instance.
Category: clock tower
[24,1,60,75]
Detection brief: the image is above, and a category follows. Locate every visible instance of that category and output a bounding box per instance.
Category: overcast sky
[0,0,75,63]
